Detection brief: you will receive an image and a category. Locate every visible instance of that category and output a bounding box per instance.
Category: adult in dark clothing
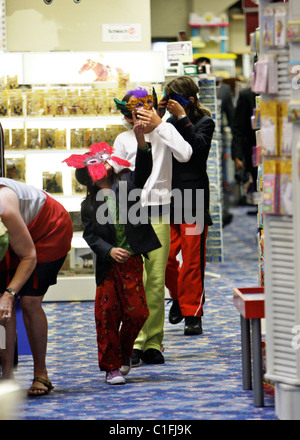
[231,87,257,194]
[158,75,215,336]
[195,57,234,132]
[195,57,234,226]
[218,82,234,132]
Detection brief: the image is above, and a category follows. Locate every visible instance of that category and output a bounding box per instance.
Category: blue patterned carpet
[13,206,276,421]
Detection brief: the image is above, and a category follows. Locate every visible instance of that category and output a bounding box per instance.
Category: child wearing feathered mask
[113,86,192,367]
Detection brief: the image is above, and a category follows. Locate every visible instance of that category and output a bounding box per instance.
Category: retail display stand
[189,12,230,54]
[233,287,265,407]
[0,86,125,302]
[198,75,224,267]
[255,0,300,420]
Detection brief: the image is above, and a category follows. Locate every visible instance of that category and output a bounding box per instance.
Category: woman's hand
[234,158,244,170]
[166,99,186,119]
[109,247,130,264]
[0,291,14,321]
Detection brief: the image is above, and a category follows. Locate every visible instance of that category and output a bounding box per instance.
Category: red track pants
[165,223,208,317]
[95,255,149,371]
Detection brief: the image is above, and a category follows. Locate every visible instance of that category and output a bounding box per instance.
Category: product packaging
[11,129,25,149]
[279,102,293,155]
[71,129,85,149]
[287,21,300,43]
[263,159,278,214]
[26,129,40,149]
[278,160,293,215]
[262,7,274,47]
[274,6,287,47]
[42,171,63,194]
[260,101,280,155]
[287,100,300,123]
[5,157,26,182]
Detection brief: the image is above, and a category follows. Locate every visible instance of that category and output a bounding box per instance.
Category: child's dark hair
[75,167,97,209]
[164,76,212,121]
[75,166,117,210]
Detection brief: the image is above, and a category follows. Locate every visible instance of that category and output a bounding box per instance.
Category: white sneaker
[120,359,132,376]
[106,369,126,385]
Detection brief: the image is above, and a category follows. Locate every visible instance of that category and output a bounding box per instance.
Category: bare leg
[20,295,50,395]
[0,309,17,380]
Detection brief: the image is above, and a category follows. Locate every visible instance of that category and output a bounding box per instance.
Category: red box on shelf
[233,287,265,319]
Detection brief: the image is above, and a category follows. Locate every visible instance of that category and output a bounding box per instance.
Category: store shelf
[1,115,123,130]
[45,276,96,302]
[256,0,300,419]
[2,92,125,302]
[189,23,230,28]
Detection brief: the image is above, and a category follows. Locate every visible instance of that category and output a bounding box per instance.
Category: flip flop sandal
[27,377,54,397]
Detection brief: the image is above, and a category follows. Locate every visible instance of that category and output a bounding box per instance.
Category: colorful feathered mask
[63,142,131,182]
[163,91,191,107]
[114,87,158,118]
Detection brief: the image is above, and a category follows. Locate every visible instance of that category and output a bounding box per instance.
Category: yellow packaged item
[41,128,56,149]
[55,129,67,149]
[5,157,26,182]
[11,129,25,149]
[0,91,9,117]
[26,129,40,149]
[260,101,280,156]
[71,129,85,149]
[6,75,18,89]
[9,90,23,116]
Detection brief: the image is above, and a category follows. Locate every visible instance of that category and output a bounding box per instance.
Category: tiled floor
[12,206,276,420]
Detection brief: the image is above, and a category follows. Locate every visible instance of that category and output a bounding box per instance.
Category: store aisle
[13,206,276,420]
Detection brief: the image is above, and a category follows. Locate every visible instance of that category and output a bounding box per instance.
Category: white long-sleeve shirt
[113,121,192,207]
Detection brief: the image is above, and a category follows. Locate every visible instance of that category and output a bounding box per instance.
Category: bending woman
[0,178,73,396]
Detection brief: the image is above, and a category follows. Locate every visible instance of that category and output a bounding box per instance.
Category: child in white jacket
[113,87,192,366]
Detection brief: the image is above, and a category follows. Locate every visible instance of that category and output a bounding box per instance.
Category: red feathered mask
[63,142,131,182]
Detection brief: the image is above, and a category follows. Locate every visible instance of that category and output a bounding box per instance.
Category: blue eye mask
[164,92,191,107]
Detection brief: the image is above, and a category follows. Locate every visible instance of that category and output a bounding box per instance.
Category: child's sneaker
[120,359,131,376]
[106,369,126,385]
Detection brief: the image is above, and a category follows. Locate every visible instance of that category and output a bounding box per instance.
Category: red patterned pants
[95,255,149,371]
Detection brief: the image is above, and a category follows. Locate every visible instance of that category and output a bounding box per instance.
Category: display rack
[189,12,230,54]
[255,0,300,420]
[202,77,224,267]
[1,86,124,301]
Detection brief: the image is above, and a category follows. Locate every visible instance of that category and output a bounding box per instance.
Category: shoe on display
[184,316,202,335]
[106,369,126,385]
[131,349,143,367]
[168,300,184,325]
[120,359,131,376]
[141,348,165,364]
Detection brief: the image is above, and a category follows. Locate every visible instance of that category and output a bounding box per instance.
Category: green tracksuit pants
[133,216,170,352]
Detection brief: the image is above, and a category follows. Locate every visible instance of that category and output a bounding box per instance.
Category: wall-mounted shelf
[1,99,124,302]
[189,22,230,53]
